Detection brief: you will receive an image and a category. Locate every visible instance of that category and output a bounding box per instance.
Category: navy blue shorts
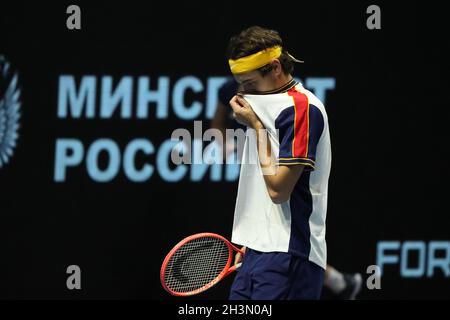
[229,248,324,300]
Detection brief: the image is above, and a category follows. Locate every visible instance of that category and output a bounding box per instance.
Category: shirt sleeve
[275,90,324,171]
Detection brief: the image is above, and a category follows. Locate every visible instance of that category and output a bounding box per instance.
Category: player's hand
[235,246,246,266]
[229,95,262,129]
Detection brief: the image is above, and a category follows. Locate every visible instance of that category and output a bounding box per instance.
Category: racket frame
[160,232,244,296]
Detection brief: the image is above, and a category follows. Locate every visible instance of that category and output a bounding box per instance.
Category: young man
[226,26,332,300]
[213,81,362,301]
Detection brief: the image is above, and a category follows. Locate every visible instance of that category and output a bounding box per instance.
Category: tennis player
[213,81,362,300]
[226,26,331,300]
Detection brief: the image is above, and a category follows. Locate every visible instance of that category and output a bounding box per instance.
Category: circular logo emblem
[0,55,21,168]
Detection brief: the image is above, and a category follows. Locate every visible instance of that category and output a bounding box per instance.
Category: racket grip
[225,262,242,277]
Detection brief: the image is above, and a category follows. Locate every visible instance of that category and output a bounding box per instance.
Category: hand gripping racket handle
[224,244,245,277]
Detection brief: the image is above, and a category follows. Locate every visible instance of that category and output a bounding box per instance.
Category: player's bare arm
[230,95,304,204]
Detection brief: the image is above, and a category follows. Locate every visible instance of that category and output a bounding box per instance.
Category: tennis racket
[160,232,244,296]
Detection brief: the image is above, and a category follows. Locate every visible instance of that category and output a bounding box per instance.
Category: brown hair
[226,26,295,76]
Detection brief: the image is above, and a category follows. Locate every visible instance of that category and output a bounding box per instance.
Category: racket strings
[164,237,230,293]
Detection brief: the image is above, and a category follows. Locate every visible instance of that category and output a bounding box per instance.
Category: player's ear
[272,59,283,76]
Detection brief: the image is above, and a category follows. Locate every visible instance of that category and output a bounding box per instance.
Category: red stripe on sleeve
[287,88,309,158]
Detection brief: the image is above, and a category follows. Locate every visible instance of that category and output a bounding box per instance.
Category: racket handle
[225,262,242,277]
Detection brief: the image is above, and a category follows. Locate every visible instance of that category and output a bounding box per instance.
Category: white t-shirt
[231,80,331,269]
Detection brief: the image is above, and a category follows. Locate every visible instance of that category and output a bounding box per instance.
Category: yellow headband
[228,46,282,74]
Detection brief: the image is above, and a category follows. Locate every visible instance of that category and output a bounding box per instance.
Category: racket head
[160,232,239,296]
